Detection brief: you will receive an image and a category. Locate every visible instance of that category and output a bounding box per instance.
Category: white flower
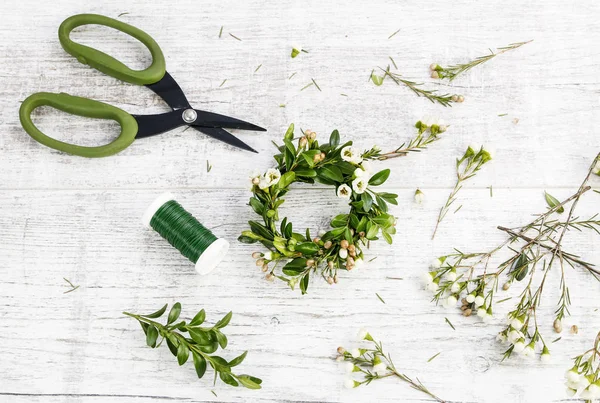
[350,348,360,358]
[354,258,364,269]
[344,378,357,389]
[351,177,368,194]
[466,293,476,303]
[446,270,457,282]
[361,161,374,175]
[483,313,493,324]
[588,383,600,398]
[476,308,486,318]
[373,362,387,375]
[357,328,369,340]
[580,389,592,400]
[508,330,523,344]
[249,170,261,182]
[540,349,551,363]
[474,295,485,308]
[430,258,443,269]
[523,345,535,357]
[578,376,591,389]
[513,340,526,353]
[446,295,458,307]
[422,272,434,285]
[450,282,460,294]
[510,317,524,331]
[565,369,581,384]
[339,248,348,259]
[427,282,439,293]
[265,168,281,186]
[344,362,355,373]
[337,184,352,200]
[496,332,508,344]
[258,177,270,189]
[341,146,363,164]
[565,387,577,397]
[414,189,425,204]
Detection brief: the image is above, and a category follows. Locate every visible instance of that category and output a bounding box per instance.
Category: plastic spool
[142,193,230,275]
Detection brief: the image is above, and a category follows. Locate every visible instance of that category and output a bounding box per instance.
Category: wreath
[238,121,446,293]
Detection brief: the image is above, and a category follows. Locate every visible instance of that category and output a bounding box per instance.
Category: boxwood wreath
[239,121,448,294]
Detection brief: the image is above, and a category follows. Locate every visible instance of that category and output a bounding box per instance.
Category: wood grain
[1,0,600,402]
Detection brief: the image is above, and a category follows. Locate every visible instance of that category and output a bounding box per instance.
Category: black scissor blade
[193,110,266,131]
[192,126,257,153]
[146,71,191,110]
[133,111,185,139]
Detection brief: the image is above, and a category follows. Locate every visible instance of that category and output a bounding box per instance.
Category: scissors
[19,14,265,158]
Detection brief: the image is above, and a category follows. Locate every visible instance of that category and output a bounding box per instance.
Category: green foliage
[124,303,261,389]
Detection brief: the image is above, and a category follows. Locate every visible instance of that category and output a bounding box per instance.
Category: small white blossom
[357,328,369,340]
[265,168,281,186]
[414,189,424,204]
[476,307,486,318]
[344,362,355,373]
[373,362,387,375]
[430,258,443,269]
[341,146,363,164]
[350,348,361,358]
[422,272,434,285]
[580,389,592,400]
[510,317,524,331]
[339,248,348,259]
[426,282,439,293]
[496,332,508,344]
[466,293,476,303]
[344,378,357,389]
[540,348,551,363]
[474,295,485,308]
[513,339,526,353]
[565,387,577,397]
[351,177,368,194]
[578,376,591,390]
[508,330,523,344]
[523,344,535,357]
[258,177,270,189]
[446,270,457,282]
[450,282,460,294]
[588,383,600,398]
[446,295,458,308]
[337,184,352,200]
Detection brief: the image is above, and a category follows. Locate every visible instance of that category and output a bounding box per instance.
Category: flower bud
[327,276,334,285]
[451,94,459,102]
[320,152,326,160]
[266,273,275,282]
[256,258,265,267]
[309,131,317,140]
[414,188,425,204]
[252,177,260,185]
[359,231,366,237]
[337,346,346,354]
[457,95,465,103]
[252,252,262,259]
[313,237,321,244]
[570,325,579,334]
[328,260,334,269]
[340,240,349,249]
[339,248,348,259]
[466,292,476,303]
[306,259,315,267]
[299,136,308,148]
[313,154,321,163]
[333,274,338,283]
[554,318,563,333]
[430,71,439,79]
[474,295,485,307]
[463,308,472,317]
[540,346,551,362]
[324,240,333,249]
[502,281,511,291]
[261,263,269,272]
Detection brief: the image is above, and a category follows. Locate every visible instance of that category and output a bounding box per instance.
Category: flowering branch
[376,118,448,160]
[431,145,493,240]
[429,40,533,81]
[565,332,600,400]
[424,153,600,361]
[337,329,446,402]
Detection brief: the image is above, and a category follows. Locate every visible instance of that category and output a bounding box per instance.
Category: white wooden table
[1,1,599,402]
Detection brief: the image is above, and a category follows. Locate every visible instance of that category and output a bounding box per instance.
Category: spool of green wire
[142,193,230,275]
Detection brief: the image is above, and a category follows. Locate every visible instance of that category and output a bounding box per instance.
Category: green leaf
[190,309,206,326]
[146,325,158,347]
[189,328,211,345]
[166,336,178,356]
[371,74,384,86]
[295,242,320,255]
[198,341,219,354]
[192,352,207,378]
[283,138,296,155]
[544,191,564,214]
[378,192,398,205]
[372,213,395,228]
[219,371,239,387]
[331,214,348,228]
[282,258,307,276]
[362,192,373,212]
[278,171,296,189]
[249,198,265,215]
[177,342,189,365]
[229,351,248,367]
[141,304,167,319]
[329,129,340,147]
[300,272,310,294]
[511,254,530,281]
[284,148,294,171]
[301,150,320,167]
[366,223,379,239]
[215,330,228,349]
[369,169,391,186]
[284,123,294,140]
[356,216,368,232]
[237,375,262,389]
[317,166,344,183]
[375,195,388,212]
[238,235,258,244]
[295,169,317,177]
[211,356,231,372]
[215,311,233,329]
[248,221,274,240]
[167,302,181,325]
[382,231,393,244]
[139,321,149,335]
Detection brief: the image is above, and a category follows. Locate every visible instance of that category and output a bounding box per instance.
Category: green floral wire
[150,200,217,264]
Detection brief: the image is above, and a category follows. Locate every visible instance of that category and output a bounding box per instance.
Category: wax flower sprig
[240,121,448,293]
[565,332,600,400]
[337,328,446,402]
[431,144,493,239]
[425,153,600,361]
[124,303,262,389]
[429,40,533,81]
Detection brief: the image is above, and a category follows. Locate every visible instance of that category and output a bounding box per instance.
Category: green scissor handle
[19,92,138,158]
[58,14,166,85]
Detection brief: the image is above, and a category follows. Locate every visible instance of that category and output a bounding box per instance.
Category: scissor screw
[182,109,197,123]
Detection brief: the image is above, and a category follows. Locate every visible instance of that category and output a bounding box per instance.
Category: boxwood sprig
[124,303,262,389]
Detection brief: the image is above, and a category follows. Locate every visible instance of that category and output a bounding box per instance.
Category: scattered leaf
[219,26,223,38]
[428,352,441,362]
[388,28,401,39]
[444,317,455,330]
[254,64,262,73]
[311,78,322,92]
[544,191,564,213]
[375,293,386,304]
[219,79,227,88]
[229,33,242,41]
[300,82,314,91]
